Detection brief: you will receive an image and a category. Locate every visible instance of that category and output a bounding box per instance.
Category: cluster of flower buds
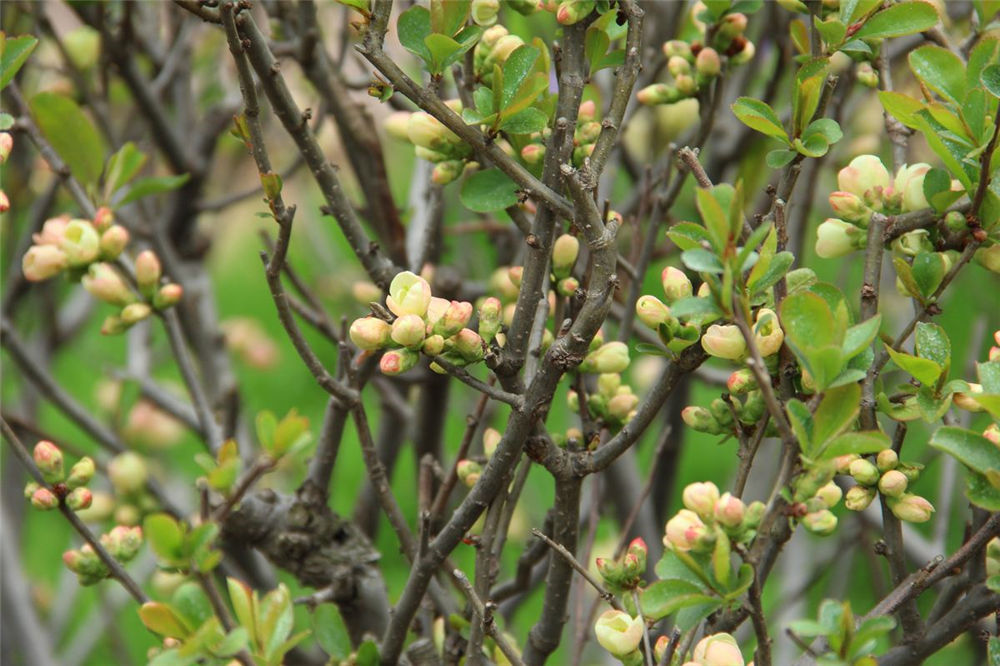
[568,372,639,427]
[24,441,95,513]
[635,267,705,353]
[520,101,602,169]
[663,482,764,553]
[701,308,784,361]
[791,464,843,536]
[350,271,499,376]
[221,317,280,370]
[681,389,766,437]
[0,132,12,212]
[594,609,644,663]
[818,155,956,259]
[580,341,631,374]
[595,538,647,593]
[551,232,581,295]
[384,102,483,185]
[636,4,753,107]
[123,400,186,450]
[839,450,934,523]
[63,525,143,586]
[474,25,525,84]
[455,428,501,488]
[21,209,182,333]
[105,451,158,525]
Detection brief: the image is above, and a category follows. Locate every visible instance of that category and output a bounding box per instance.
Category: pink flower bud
[580,342,630,373]
[350,317,392,351]
[876,449,898,472]
[856,61,879,87]
[727,368,756,395]
[352,281,383,304]
[594,610,643,658]
[636,295,671,329]
[627,537,647,571]
[730,39,755,65]
[696,48,721,78]
[31,487,59,511]
[849,459,879,486]
[557,0,596,25]
[953,383,984,412]
[392,314,427,348]
[34,441,64,483]
[668,55,692,78]
[701,324,746,361]
[99,225,130,260]
[834,453,860,474]
[452,328,485,363]
[407,112,461,153]
[108,452,148,495]
[815,218,865,258]
[82,263,135,306]
[101,525,144,561]
[802,509,838,536]
[557,276,580,297]
[383,111,412,141]
[552,234,580,279]
[92,206,114,232]
[714,492,746,528]
[431,160,464,186]
[828,191,871,225]
[471,0,500,26]
[637,83,683,106]
[984,424,1000,447]
[66,487,93,511]
[521,143,546,165]
[422,334,445,356]
[135,250,162,294]
[607,392,639,422]
[456,459,482,488]
[59,219,101,266]
[153,283,183,309]
[682,481,720,518]
[894,163,932,213]
[878,470,908,497]
[0,132,11,162]
[693,633,744,666]
[888,494,934,523]
[664,509,711,552]
[753,309,784,357]
[675,74,698,96]
[507,265,523,289]
[434,300,474,338]
[67,456,96,489]
[681,405,722,434]
[124,402,184,450]
[380,348,420,375]
[815,481,842,508]
[483,428,501,459]
[837,155,890,200]
[387,271,433,318]
[0,190,8,213]
[22,244,68,281]
[121,302,152,325]
[33,216,71,246]
[844,485,876,511]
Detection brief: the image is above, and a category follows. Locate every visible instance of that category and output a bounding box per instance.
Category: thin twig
[529,528,623,612]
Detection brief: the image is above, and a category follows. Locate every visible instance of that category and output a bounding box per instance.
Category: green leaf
[215,627,250,657]
[731,97,789,143]
[668,222,714,250]
[766,149,797,168]
[792,58,829,137]
[460,168,519,213]
[639,579,715,621]
[171,582,214,634]
[498,107,548,134]
[695,185,736,251]
[983,64,1000,98]
[500,45,540,110]
[355,640,380,666]
[397,6,432,64]
[884,345,943,386]
[812,384,861,450]
[1,34,38,90]
[787,399,815,454]
[922,167,962,212]
[967,472,1000,511]
[821,430,890,460]
[842,314,881,360]
[139,602,191,639]
[30,92,107,186]
[909,45,967,106]
[0,112,12,130]
[681,248,725,274]
[749,251,794,297]
[423,33,462,74]
[712,526,730,587]
[910,252,947,299]
[853,2,940,40]
[804,118,843,145]
[914,322,950,376]
[781,290,837,351]
[930,426,1000,476]
[841,0,881,23]
[335,0,370,12]
[979,361,1000,394]
[144,513,185,563]
[669,296,723,320]
[814,16,847,47]
[104,142,148,196]
[314,605,351,659]
[114,174,190,207]
[878,91,926,128]
[430,0,469,37]
[227,578,258,649]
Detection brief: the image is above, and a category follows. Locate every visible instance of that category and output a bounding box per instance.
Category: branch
[453,569,527,666]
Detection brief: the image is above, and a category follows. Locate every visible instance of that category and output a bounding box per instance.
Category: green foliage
[460,167,520,212]
[29,92,107,186]
[144,514,222,573]
[0,33,38,89]
[788,600,895,665]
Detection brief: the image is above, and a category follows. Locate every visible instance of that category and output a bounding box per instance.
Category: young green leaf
[500,45,540,110]
[460,168,519,213]
[30,92,107,186]
[983,63,1000,99]
[1,34,38,90]
[884,345,943,387]
[397,6,432,65]
[114,174,191,207]
[639,579,714,621]
[853,2,940,40]
[314,605,352,659]
[731,98,789,144]
[930,426,1000,476]
[909,45,967,106]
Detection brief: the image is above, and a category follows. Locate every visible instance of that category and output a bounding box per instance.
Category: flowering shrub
[2,1,1000,665]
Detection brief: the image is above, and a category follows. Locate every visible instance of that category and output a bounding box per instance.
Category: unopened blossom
[701,324,746,361]
[593,610,643,658]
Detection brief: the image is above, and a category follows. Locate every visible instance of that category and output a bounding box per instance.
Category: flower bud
[802,509,838,536]
[753,309,784,357]
[976,245,1000,274]
[457,459,482,487]
[878,470,908,497]
[634,295,670,330]
[350,317,391,350]
[844,485,877,511]
[387,271,433,317]
[675,74,698,96]
[451,328,485,363]
[692,632,745,666]
[478,297,502,343]
[434,301,474,338]
[856,61,879,87]
[663,40,692,59]
[59,219,101,266]
[0,132,11,162]
[576,120,602,145]
[408,112,461,154]
[682,482,720,520]
[727,368,756,395]
[422,334,445,356]
[876,449,898,472]
[682,405,723,434]
[121,302,152,326]
[714,492,746,528]
[521,143,546,166]
[0,192,7,215]
[701,324,746,360]
[431,160,464,186]
[894,163,932,213]
[730,39,755,65]
[392,314,427,348]
[101,525,144,561]
[471,0,500,26]
[816,481,843,508]
[557,0,596,25]
[33,440,65,484]
[984,423,1000,447]
[99,225,130,260]
[627,538,647,571]
[383,111,412,141]
[953,383,984,412]
[92,207,114,232]
[66,487,93,511]
[31,487,59,510]
[893,229,933,257]
[34,216,70,246]
[552,234,580,279]
[483,428,501,459]
[665,509,711,552]
[815,218,866,258]
[718,12,748,38]
[828,191,871,225]
[153,283,183,309]
[849,459,879,486]
[594,610,643,658]
[596,557,623,585]
[380,348,420,375]
[135,250,162,295]
[608,392,639,422]
[834,453,859,474]
[739,391,766,424]
[838,155,890,200]
[888,494,934,523]
[108,452,148,495]
[82,263,135,306]
[668,55,692,78]
[351,281,383,305]
[67,456,96,489]
[696,47,721,78]
[22,244,69,281]
[580,342,630,373]
[654,636,670,663]
[636,83,683,106]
